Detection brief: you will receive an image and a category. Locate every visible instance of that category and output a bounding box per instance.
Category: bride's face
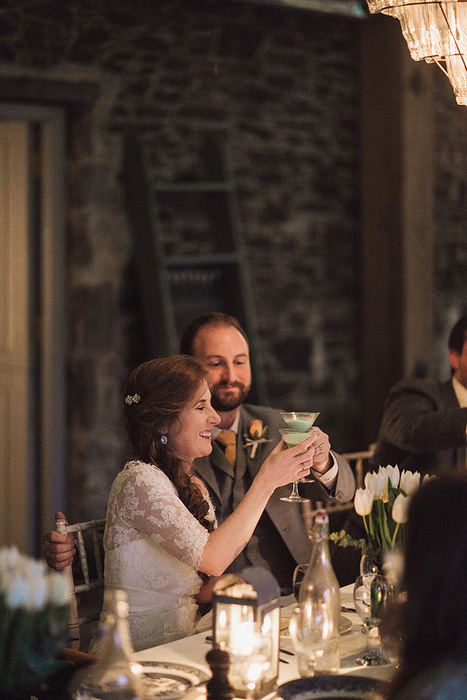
[166,381,220,468]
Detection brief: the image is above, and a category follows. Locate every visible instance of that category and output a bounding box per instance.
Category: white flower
[28,580,48,610]
[365,471,378,492]
[400,470,421,496]
[47,571,70,607]
[354,487,374,516]
[374,471,386,499]
[386,464,400,489]
[392,493,409,523]
[5,575,28,609]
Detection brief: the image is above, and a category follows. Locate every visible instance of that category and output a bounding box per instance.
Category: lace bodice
[100,460,216,651]
[105,460,215,566]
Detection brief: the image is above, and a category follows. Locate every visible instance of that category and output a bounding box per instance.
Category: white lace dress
[101,460,216,651]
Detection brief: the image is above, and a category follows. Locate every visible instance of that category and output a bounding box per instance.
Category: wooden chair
[341,443,376,489]
[56,516,106,651]
[301,444,376,536]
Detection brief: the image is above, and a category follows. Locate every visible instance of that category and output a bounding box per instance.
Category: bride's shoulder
[120,460,172,487]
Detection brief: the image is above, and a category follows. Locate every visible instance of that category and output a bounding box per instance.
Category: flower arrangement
[330,466,428,564]
[243,419,271,458]
[0,546,70,694]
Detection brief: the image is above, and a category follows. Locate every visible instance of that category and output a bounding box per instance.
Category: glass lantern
[212,570,280,698]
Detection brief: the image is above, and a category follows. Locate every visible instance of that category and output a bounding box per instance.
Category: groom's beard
[210,380,250,412]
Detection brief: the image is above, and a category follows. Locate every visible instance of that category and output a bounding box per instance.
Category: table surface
[133,584,396,696]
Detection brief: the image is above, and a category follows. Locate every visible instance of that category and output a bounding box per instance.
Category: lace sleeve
[110,462,210,569]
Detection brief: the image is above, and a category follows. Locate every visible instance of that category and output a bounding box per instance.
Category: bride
[100,355,316,651]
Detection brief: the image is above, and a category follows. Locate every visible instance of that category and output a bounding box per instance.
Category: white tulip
[400,470,421,496]
[364,471,378,493]
[373,472,385,499]
[354,487,374,516]
[5,575,28,609]
[392,493,409,524]
[386,464,400,489]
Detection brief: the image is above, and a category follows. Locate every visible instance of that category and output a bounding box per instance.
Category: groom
[180,312,356,590]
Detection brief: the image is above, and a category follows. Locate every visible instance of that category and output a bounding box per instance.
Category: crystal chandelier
[366,0,467,106]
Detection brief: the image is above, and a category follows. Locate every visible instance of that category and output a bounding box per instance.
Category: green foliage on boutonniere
[243,419,271,458]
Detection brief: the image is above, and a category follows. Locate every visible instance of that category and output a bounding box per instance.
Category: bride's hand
[256,435,316,491]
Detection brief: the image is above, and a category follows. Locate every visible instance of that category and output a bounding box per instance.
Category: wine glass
[228,623,271,700]
[279,429,313,502]
[293,564,308,602]
[289,603,340,677]
[281,412,319,483]
[353,573,375,632]
[354,573,393,666]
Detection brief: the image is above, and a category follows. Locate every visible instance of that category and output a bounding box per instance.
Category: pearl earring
[160,434,168,445]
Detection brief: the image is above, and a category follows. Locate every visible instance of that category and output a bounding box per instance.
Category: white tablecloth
[133,584,395,694]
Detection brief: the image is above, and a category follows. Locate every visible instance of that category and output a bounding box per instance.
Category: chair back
[341,443,376,489]
[56,516,106,651]
[300,444,376,537]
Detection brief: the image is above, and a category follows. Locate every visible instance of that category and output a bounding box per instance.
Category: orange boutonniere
[243,419,271,458]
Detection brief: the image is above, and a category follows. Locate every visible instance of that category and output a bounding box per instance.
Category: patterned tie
[216,430,237,468]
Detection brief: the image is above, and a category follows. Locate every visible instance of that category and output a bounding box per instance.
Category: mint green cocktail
[279,428,315,503]
[281,412,320,432]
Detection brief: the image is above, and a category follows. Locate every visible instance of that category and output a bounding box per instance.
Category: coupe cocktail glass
[279,428,314,503]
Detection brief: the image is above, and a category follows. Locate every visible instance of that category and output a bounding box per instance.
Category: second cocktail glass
[279,428,315,503]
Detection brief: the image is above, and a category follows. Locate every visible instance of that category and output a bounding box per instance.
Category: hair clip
[125,393,141,405]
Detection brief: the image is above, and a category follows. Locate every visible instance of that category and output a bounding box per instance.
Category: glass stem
[290,481,301,498]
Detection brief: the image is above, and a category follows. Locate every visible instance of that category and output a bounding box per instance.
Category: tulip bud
[354,487,374,516]
[392,493,409,524]
[400,470,421,496]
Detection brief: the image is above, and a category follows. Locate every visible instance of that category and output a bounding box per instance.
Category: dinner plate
[280,613,353,637]
[278,675,390,700]
[137,661,210,698]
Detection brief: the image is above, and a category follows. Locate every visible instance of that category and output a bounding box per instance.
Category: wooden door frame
[0,103,66,552]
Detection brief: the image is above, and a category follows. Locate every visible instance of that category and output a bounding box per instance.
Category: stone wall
[433,73,467,378]
[0,0,465,520]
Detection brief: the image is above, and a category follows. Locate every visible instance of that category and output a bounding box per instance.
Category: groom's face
[191,324,252,412]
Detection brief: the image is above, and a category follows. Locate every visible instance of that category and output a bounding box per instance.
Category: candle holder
[212,568,280,699]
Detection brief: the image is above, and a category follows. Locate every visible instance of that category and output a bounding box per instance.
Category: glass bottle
[69,589,144,700]
[293,510,340,676]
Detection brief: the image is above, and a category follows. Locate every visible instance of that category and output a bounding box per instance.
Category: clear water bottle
[69,589,143,700]
[291,510,340,676]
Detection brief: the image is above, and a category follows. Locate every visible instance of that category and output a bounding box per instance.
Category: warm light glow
[366,0,467,105]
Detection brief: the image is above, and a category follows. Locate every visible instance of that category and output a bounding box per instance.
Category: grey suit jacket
[194,404,356,567]
[371,379,467,474]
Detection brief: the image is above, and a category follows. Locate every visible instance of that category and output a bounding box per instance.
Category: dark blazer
[371,379,467,474]
[194,403,356,569]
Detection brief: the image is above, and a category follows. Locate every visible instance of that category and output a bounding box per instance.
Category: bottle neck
[96,593,135,663]
[310,512,332,565]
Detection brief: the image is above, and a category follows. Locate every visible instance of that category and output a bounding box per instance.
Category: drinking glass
[289,603,340,677]
[280,413,319,483]
[280,412,320,432]
[353,573,375,632]
[293,564,308,602]
[279,429,313,502]
[354,573,393,666]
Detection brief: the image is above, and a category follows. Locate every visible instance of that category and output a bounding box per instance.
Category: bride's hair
[123,355,214,532]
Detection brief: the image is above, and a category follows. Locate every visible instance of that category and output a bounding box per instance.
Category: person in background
[93,355,316,650]
[386,475,467,699]
[42,312,356,590]
[371,313,467,474]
